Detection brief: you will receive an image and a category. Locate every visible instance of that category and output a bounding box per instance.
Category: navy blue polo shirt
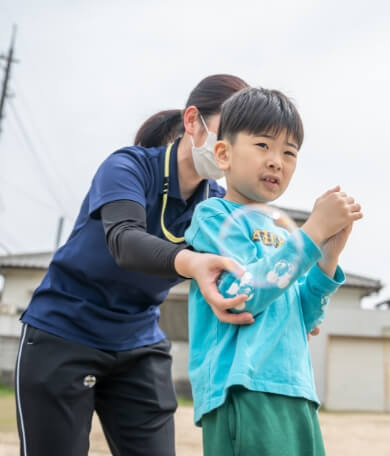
[22,139,225,351]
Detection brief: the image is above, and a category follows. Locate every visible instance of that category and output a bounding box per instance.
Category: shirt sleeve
[298,264,345,333]
[101,200,188,277]
[89,149,152,219]
[185,202,323,317]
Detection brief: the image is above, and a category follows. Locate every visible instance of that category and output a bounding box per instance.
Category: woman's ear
[183,105,199,135]
[214,140,231,171]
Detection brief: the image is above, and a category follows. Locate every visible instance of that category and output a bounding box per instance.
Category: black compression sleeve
[101,200,188,277]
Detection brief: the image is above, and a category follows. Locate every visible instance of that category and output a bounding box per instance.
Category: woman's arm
[101,200,253,324]
[102,200,186,277]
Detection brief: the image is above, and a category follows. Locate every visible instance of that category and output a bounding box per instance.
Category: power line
[0,112,60,214]
[0,223,21,252]
[7,99,73,220]
[10,76,78,204]
[0,24,73,253]
[0,175,59,212]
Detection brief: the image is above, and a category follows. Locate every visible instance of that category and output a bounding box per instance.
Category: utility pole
[55,216,65,249]
[0,25,18,138]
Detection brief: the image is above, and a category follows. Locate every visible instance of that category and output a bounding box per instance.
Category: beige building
[310,279,390,412]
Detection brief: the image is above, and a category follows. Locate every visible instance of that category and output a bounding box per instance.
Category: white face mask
[190,114,224,180]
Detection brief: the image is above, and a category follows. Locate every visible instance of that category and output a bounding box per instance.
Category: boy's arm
[185,205,323,317]
[218,229,323,316]
[300,222,353,332]
[298,264,345,333]
[299,222,352,332]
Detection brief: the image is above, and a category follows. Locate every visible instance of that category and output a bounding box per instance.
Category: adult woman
[15,74,252,456]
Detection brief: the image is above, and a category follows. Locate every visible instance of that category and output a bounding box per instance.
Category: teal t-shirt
[185,198,345,424]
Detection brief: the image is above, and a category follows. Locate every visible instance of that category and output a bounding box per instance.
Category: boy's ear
[214,140,231,171]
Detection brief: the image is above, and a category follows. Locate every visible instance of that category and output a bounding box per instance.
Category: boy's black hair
[218,87,304,148]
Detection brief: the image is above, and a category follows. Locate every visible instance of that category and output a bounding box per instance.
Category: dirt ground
[1,395,390,455]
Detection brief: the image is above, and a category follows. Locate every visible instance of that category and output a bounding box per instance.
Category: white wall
[310,288,390,408]
[0,268,45,315]
[171,341,189,382]
[0,267,45,380]
[330,287,365,310]
[0,335,20,371]
[325,336,389,412]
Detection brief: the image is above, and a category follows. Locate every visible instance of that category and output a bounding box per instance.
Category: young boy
[184,87,363,455]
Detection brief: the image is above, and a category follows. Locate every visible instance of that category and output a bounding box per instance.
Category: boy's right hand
[301,186,363,246]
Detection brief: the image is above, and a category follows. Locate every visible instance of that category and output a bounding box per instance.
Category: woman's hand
[175,249,254,325]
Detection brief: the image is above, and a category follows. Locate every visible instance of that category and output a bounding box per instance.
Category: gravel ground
[1,404,390,455]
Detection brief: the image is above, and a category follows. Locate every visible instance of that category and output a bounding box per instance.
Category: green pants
[202,387,325,456]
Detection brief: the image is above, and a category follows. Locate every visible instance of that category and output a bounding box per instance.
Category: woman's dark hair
[134,110,183,148]
[218,87,304,149]
[134,74,249,147]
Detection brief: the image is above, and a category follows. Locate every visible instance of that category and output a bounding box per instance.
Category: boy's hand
[322,222,353,259]
[302,186,363,246]
[318,223,353,278]
[307,326,321,340]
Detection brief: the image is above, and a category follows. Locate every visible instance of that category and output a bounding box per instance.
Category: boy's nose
[266,157,282,170]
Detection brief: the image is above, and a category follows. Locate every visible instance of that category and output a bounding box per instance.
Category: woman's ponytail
[134,109,183,147]
[134,74,249,148]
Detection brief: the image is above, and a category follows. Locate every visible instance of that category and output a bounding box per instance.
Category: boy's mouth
[261,175,280,187]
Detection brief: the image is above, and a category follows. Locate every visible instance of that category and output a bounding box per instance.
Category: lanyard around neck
[160,142,209,244]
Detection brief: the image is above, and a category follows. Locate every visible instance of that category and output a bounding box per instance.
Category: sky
[0,0,389,306]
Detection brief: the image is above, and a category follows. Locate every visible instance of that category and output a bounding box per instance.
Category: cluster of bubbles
[218,204,303,295]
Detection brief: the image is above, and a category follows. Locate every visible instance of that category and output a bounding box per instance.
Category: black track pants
[15,325,177,456]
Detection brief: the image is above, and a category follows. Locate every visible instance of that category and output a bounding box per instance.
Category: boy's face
[215,130,298,205]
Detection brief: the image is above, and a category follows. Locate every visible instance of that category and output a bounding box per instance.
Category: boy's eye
[285,150,297,157]
[256,143,268,149]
